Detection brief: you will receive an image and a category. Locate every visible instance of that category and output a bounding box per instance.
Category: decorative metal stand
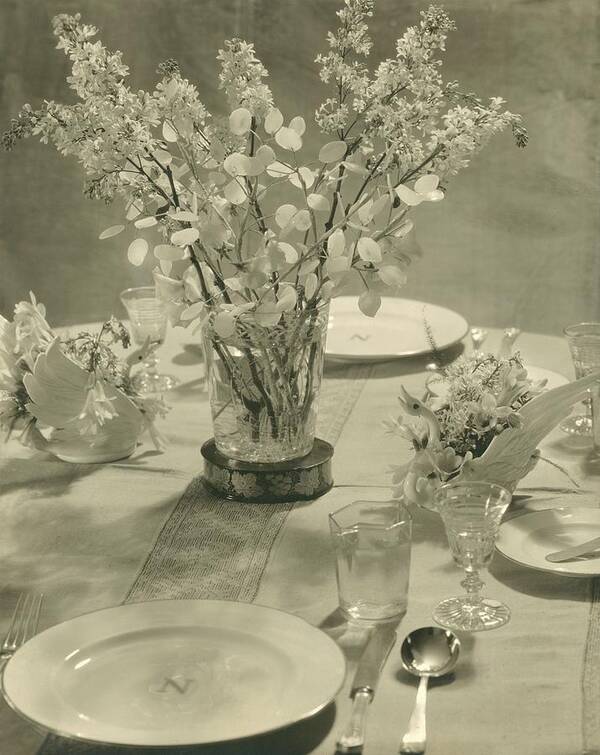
[202,438,334,503]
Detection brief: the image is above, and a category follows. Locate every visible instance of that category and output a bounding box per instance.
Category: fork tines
[1,593,43,659]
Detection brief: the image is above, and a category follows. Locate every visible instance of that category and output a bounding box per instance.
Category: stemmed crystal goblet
[120,286,178,394]
[560,323,600,437]
[469,327,488,359]
[433,481,512,632]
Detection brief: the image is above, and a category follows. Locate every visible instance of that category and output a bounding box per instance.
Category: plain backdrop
[1,0,598,334]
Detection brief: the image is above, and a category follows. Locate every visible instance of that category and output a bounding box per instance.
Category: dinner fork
[0,593,43,664]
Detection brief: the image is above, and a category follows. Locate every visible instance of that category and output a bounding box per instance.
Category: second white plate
[496,508,600,577]
[326,297,468,362]
[427,364,569,401]
[2,599,346,747]
[524,366,569,390]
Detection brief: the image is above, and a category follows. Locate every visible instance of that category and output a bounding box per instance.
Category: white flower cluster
[0,293,52,445]
[315,2,526,182]
[3,4,525,337]
[386,354,545,507]
[0,294,168,449]
[217,39,274,118]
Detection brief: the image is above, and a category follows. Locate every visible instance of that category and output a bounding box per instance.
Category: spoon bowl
[401,626,460,678]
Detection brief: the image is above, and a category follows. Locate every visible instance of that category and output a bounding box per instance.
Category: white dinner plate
[496,508,600,577]
[524,366,569,390]
[427,364,569,401]
[2,599,346,747]
[326,297,469,362]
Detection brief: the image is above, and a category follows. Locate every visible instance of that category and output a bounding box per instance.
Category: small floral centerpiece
[387,353,595,509]
[0,294,168,463]
[3,2,526,465]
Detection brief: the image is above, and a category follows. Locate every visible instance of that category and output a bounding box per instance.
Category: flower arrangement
[0,294,168,462]
[2,2,527,463]
[3,3,526,324]
[387,353,594,508]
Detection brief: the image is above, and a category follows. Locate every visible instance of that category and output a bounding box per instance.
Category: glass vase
[201,302,329,463]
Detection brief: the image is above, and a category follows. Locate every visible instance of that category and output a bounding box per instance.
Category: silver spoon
[399,627,461,754]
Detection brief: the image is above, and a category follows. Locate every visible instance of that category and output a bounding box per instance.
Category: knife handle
[546,534,600,562]
[336,688,372,753]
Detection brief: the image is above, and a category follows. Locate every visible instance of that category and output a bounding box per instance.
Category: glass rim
[119,286,157,302]
[564,322,600,338]
[328,499,411,529]
[433,480,511,503]
[435,480,511,494]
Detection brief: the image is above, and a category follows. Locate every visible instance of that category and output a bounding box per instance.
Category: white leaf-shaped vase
[23,339,144,464]
[459,371,600,491]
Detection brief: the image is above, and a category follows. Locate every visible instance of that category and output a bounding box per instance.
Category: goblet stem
[460,570,484,607]
[132,347,178,394]
[469,327,488,359]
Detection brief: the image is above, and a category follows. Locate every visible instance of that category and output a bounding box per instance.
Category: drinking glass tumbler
[561,323,600,441]
[120,286,178,394]
[433,481,512,632]
[329,500,412,622]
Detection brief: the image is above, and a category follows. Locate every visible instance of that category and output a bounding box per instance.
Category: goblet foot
[433,596,510,632]
[559,414,592,436]
[132,372,179,394]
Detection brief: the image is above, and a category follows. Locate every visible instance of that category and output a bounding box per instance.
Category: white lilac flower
[316,3,524,190]
[0,315,21,392]
[315,98,350,134]
[13,292,54,369]
[217,39,273,119]
[77,378,118,436]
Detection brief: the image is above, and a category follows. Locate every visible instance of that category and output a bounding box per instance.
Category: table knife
[336,625,397,753]
[545,535,600,563]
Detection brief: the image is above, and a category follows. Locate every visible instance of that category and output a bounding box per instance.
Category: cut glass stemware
[433,481,512,632]
[120,286,178,394]
[560,323,600,437]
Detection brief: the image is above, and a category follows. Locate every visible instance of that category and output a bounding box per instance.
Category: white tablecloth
[1,326,598,755]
